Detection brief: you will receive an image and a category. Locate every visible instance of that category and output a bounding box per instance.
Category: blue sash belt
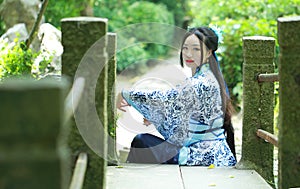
[179,117,225,165]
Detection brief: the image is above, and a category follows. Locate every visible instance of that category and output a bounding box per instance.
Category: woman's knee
[131,133,161,148]
[131,133,149,148]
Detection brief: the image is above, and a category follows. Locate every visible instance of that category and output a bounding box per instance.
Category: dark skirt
[126,133,180,164]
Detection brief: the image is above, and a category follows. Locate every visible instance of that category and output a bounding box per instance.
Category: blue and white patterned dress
[122,64,236,166]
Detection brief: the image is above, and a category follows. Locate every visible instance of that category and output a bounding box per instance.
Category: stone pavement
[107,164,272,189]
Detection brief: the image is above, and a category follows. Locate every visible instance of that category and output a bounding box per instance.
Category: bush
[146,0,188,27]
[0,39,52,81]
[116,42,148,73]
[94,1,174,72]
[44,0,177,73]
[44,0,178,73]
[124,2,174,25]
[44,0,85,28]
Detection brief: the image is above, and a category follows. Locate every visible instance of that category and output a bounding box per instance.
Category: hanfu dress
[121,64,236,166]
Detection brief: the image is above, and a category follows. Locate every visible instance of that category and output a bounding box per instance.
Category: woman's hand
[116,93,130,112]
[143,118,151,126]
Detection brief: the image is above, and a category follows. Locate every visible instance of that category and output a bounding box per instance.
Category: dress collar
[194,63,210,77]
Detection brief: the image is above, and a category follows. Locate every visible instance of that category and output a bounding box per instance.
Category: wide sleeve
[122,73,221,146]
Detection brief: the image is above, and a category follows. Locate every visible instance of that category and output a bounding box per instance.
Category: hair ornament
[187,25,195,31]
[210,25,224,44]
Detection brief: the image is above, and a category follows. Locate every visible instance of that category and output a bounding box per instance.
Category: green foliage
[189,0,300,109]
[125,2,174,24]
[0,39,52,80]
[0,40,33,79]
[0,20,6,36]
[44,0,86,28]
[44,0,180,73]
[103,1,174,30]
[94,0,185,27]
[147,0,188,26]
[94,1,174,72]
[116,43,148,72]
[0,0,6,36]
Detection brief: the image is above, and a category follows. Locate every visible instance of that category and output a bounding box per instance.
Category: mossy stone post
[277,16,300,189]
[0,79,69,189]
[237,36,275,185]
[61,17,108,189]
[106,33,118,165]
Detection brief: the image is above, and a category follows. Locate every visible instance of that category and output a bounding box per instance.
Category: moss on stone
[0,79,69,189]
[61,17,108,189]
[278,16,300,189]
[240,36,275,183]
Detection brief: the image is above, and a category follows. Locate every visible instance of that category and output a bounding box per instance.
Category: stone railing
[237,16,300,189]
[61,17,117,188]
[0,78,71,189]
[237,35,275,186]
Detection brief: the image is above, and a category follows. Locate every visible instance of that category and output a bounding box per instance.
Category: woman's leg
[126,133,180,164]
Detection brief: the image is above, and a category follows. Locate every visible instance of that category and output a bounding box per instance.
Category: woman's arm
[119,78,198,145]
[118,71,223,146]
[116,92,130,112]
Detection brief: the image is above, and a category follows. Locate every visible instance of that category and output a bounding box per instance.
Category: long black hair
[180,27,236,158]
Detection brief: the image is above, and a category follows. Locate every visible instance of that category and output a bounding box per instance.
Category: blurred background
[0,0,299,158]
[1,0,299,112]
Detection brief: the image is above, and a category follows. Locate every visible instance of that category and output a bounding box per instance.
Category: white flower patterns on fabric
[122,64,236,166]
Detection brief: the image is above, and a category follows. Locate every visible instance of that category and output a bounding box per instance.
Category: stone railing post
[61,17,108,189]
[106,32,118,165]
[0,79,69,189]
[237,36,275,185]
[277,16,300,189]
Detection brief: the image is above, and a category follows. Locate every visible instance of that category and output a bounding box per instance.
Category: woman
[117,26,236,166]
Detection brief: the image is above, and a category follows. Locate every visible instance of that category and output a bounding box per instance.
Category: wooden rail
[64,77,85,125]
[256,129,278,147]
[64,78,87,189]
[69,153,88,189]
[257,73,279,83]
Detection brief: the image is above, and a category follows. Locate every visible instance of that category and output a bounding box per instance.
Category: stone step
[107,164,183,189]
[106,164,272,189]
[180,166,272,189]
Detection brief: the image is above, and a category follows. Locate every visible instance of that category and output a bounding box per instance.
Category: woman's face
[182,34,202,70]
[182,34,209,70]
